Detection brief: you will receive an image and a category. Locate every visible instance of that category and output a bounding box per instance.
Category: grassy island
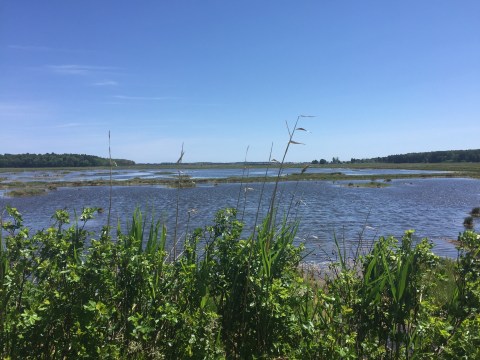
[1,162,480,197]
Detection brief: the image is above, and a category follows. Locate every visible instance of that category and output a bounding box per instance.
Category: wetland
[2,163,480,261]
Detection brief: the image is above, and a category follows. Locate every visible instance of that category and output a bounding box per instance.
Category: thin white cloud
[92,80,119,86]
[112,95,177,101]
[47,64,120,75]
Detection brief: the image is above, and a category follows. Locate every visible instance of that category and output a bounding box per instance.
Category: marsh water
[0,167,446,182]
[1,168,479,263]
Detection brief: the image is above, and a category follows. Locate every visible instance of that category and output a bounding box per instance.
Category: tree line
[0,153,135,168]
[311,149,480,164]
[360,149,480,163]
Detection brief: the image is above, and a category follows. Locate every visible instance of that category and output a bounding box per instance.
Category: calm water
[1,177,479,262]
[0,167,447,182]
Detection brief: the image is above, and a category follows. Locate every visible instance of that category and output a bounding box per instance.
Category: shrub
[2,207,480,357]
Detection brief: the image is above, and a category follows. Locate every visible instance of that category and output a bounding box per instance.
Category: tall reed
[172,143,185,261]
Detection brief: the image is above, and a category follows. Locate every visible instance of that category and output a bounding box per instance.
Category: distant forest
[350,149,480,164]
[0,153,135,168]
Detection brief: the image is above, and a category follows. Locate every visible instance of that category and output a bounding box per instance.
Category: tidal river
[1,175,480,263]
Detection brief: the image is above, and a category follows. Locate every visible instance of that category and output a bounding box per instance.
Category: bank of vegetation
[0,153,135,168]
[1,204,480,359]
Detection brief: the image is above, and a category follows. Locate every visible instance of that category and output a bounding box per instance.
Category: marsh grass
[107,130,113,230]
[346,181,390,188]
[5,187,47,197]
[172,143,185,261]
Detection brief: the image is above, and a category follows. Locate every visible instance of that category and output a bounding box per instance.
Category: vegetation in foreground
[1,205,480,359]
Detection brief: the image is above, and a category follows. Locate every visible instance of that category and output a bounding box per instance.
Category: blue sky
[1,1,479,163]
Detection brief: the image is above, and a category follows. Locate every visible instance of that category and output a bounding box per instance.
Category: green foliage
[205,208,305,358]
[2,205,480,358]
[0,206,304,358]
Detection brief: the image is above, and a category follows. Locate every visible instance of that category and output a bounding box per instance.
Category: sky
[1,1,479,163]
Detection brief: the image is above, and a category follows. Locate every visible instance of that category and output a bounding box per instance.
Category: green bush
[2,205,480,359]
